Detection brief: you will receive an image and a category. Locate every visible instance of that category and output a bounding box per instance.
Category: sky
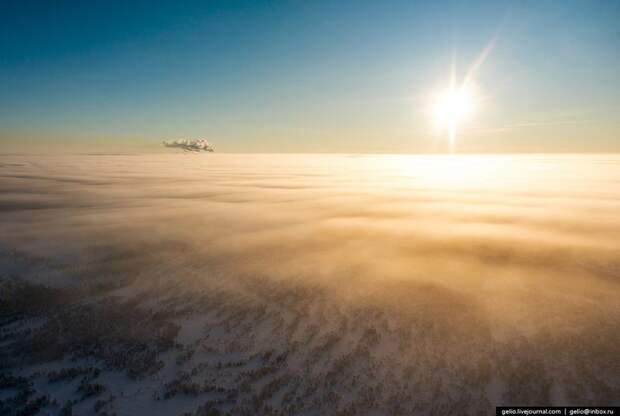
[1,0,619,153]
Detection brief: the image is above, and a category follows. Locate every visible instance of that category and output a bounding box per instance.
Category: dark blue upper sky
[1,0,619,152]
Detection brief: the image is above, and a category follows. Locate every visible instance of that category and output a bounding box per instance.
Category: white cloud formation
[163,139,214,152]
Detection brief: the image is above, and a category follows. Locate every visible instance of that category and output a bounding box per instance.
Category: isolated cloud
[163,139,214,152]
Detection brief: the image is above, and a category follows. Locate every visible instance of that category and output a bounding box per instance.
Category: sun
[432,85,475,152]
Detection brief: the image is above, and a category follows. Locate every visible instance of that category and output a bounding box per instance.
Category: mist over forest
[1,154,619,415]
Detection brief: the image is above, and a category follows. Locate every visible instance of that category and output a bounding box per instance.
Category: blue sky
[1,0,619,152]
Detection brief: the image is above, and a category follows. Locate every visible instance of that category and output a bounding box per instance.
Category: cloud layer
[1,153,619,409]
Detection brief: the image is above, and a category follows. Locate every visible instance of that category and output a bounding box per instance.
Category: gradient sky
[1,0,619,153]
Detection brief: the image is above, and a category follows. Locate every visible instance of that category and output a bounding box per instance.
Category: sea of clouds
[1,153,619,410]
[2,154,619,323]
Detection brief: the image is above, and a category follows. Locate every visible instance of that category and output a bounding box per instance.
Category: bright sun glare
[433,85,475,151]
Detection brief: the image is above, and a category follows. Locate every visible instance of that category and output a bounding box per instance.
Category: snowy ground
[1,154,619,415]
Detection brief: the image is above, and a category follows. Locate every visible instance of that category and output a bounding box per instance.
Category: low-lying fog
[1,154,618,415]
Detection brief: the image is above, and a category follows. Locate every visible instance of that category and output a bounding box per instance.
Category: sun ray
[430,36,496,152]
